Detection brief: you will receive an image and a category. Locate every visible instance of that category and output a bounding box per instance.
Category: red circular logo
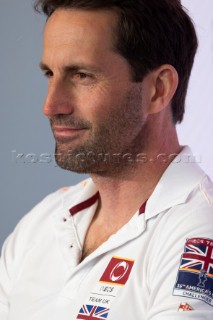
[110,261,129,282]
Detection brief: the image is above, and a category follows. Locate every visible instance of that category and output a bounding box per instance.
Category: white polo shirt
[0,147,213,320]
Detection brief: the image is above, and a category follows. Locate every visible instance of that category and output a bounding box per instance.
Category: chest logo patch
[173,238,213,306]
[100,257,134,286]
[77,305,109,319]
[76,256,134,319]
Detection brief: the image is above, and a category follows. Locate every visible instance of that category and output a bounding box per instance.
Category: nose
[42,80,74,117]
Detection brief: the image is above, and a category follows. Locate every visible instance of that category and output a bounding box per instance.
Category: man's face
[41,9,148,175]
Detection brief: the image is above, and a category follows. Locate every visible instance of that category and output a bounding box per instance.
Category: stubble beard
[54,84,147,176]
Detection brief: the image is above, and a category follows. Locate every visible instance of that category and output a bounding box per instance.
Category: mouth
[52,126,88,141]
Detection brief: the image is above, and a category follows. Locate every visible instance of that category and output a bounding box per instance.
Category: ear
[143,64,179,115]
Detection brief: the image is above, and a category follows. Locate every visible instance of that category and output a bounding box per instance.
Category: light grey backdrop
[0,0,213,248]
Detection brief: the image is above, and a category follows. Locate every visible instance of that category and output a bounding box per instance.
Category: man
[0,0,212,319]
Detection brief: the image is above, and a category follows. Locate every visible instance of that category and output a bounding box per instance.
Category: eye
[43,70,53,78]
[73,72,95,85]
[74,72,90,80]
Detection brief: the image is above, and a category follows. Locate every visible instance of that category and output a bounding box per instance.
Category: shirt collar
[144,146,206,220]
[62,178,98,213]
[62,146,205,220]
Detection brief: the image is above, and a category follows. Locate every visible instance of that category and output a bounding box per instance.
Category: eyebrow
[39,62,103,74]
[39,62,50,71]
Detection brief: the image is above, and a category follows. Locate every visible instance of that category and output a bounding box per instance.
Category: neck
[91,118,181,224]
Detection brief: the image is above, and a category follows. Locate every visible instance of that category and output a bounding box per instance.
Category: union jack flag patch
[173,238,213,306]
[77,304,110,319]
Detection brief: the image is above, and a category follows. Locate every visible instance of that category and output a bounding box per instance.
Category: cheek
[75,85,120,120]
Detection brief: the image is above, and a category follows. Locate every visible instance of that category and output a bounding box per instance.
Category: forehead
[44,8,118,53]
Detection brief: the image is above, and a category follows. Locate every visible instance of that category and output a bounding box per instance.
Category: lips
[52,126,87,140]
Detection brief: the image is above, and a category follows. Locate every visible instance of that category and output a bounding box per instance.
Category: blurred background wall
[0,0,213,247]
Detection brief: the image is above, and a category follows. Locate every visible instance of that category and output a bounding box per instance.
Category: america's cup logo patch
[173,238,213,306]
[99,256,134,286]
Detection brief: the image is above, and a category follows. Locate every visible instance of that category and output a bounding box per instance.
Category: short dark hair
[34,0,198,123]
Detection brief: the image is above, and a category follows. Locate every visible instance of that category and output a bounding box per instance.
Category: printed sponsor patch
[99,256,134,286]
[77,304,109,319]
[173,238,213,306]
[76,256,134,319]
[178,302,193,311]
